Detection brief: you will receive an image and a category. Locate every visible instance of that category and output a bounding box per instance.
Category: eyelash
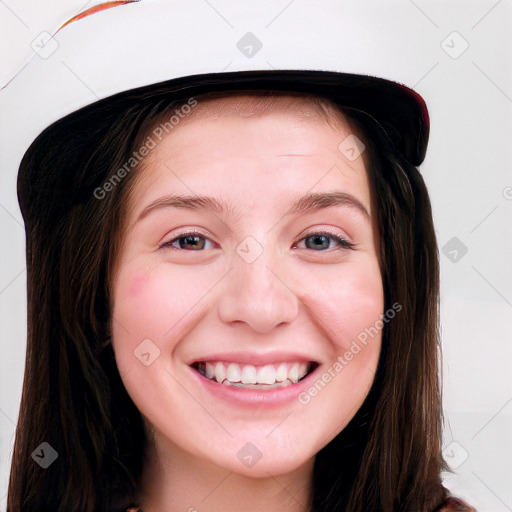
[294,230,355,251]
[159,230,355,252]
[159,231,215,251]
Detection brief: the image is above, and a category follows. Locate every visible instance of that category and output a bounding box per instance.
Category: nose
[217,248,299,334]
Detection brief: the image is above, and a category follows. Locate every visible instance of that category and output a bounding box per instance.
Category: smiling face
[111,94,384,479]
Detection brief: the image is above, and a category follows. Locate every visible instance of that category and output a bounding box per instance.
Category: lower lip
[189,365,319,407]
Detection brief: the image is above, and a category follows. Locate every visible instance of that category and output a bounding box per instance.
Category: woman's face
[111,95,384,478]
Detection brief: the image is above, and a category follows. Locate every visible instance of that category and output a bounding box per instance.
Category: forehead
[127,93,371,218]
[179,93,346,122]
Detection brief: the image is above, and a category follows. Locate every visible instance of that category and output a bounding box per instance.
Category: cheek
[292,258,384,436]
[296,255,384,353]
[128,274,149,296]
[111,264,216,365]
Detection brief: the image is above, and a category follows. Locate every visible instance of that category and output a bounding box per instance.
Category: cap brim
[35,68,430,164]
[17,68,429,224]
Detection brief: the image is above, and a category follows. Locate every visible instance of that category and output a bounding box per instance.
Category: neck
[138,436,314,512]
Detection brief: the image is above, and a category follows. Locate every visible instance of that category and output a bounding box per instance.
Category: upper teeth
[199,361,310,386]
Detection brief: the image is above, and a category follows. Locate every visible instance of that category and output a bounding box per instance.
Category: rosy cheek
[128,274,149,296]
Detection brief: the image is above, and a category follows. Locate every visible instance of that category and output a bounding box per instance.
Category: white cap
[2,0,430,188]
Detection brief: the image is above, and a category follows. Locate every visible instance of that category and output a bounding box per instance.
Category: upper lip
[188,351,319,366]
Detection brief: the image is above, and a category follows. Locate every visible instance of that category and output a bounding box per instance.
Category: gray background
[1,0,511,510]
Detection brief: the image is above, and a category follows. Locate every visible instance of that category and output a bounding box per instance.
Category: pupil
[180,235,204,250]
[306,235,329,250]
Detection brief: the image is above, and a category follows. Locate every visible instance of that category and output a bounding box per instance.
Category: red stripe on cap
[398,82,430,129]
[58,1,139,32]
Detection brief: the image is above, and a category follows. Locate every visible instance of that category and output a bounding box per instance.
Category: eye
[295,231,354,251]
[160,232,215,251]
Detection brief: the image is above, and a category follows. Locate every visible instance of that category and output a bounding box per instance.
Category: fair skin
[111,95,384,512]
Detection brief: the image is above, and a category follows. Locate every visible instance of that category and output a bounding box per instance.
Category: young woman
[5,2,476,511]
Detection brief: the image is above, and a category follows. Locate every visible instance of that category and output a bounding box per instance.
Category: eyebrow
[137,191,370,222]
[290,191,370,220]
[137,195,229,222]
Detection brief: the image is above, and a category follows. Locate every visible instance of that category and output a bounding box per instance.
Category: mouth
[191,360,319,389]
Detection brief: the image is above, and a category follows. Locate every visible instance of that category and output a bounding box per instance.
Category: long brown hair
[8,79,447,512]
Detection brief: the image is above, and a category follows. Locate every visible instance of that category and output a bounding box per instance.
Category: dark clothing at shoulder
[435,496,476,511]
[126,495,476,511]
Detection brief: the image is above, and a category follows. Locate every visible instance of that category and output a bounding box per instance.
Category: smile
[192,361,317,389]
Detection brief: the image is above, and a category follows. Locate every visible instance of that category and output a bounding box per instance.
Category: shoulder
[126,497,476,512]
[435,496,476,511]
